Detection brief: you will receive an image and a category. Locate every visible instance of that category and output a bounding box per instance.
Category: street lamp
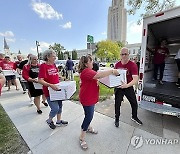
[36,41,40,63]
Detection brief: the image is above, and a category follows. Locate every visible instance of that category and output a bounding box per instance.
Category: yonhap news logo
[131,135,179,149]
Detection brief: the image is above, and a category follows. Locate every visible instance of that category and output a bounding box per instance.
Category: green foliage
[96,40,120,61]
[71,76,114,102]
[49,43,65,60]
[127,0,175,24]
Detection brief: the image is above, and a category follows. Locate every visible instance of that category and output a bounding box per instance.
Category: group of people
[0,47,142,151]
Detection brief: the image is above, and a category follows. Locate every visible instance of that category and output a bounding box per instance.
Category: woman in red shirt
[78,55,119,150]
[1,56,19,91]
[22,55,46,114]
[38,49,68,130]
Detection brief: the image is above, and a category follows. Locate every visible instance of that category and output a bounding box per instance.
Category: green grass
[0,104,29,154]
[71,76,114,102]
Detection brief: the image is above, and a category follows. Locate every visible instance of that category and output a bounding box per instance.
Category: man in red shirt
[114,47,142,127]
[147,39,169,84]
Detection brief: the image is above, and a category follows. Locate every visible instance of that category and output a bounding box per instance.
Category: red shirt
[1,61,15,70]
[38,63,59,97]
[79,68,99,106]
[154,47,169,64]
[22,64,40,81]
[115,60,138,83]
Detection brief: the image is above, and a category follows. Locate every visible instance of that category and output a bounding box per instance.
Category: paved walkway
[0,87,179,154]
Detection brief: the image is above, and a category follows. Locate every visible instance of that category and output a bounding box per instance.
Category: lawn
[71,76,114,102]
[0,104,29,154]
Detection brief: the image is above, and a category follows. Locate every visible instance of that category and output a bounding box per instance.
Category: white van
[138,6,180,117]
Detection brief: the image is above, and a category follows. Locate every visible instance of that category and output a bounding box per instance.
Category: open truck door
[137,6,180,117]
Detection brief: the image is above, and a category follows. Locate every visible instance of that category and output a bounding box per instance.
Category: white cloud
[32,1,63,20]
[0,31,14,37]
[101,32,107,35]
[30,41,54,53]
[6,38,16,42]
[60,22,72,29]
[127,21,142,34]
[127,21,142,44]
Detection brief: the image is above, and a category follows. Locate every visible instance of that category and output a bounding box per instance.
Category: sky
[0,0,180,55]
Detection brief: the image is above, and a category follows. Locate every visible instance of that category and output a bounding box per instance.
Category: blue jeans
[81,105,95,131]
[46,97,62,118]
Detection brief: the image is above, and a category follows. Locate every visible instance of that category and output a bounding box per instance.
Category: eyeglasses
[120,53,128,56]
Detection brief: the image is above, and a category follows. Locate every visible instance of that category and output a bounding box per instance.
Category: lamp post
[36,41,40,63]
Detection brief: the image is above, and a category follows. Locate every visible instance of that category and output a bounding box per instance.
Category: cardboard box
[48,81,76,101]
[99,69,127,88]
[2,70,16,76]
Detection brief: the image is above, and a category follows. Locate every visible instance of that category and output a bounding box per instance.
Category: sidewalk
[0,88,179,154]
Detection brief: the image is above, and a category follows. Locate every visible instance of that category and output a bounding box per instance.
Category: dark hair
[78,55,92,73]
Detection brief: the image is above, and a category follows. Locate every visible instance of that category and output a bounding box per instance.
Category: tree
[72,49,78,60]
[116,41,124,48]
[49,43,65,59]
[96,40,120,61]
[127,0,175,24]
[64,51,70,59]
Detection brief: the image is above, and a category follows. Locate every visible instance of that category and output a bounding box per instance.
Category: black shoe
[46,120,56,129]
[37,110,42,114]
[42,101,48,107]
[56,120,68,126]
[23,91,26,94]
[115,120,119,127]
[61,120,68,125]
[131,117,143,125]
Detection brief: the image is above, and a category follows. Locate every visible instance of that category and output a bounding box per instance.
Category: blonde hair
[27,54,37,65]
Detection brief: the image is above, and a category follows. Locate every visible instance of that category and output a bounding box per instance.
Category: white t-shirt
[175,49,180,59]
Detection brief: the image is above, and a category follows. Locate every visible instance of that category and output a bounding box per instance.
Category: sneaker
[46,120,56,129]
[42,101,48,107]
[176,82,180,86]
[56,120,68,127]
[37,110,42,114]
[131,117,143,125]
[159,80,164,85]
[114,120,119,127]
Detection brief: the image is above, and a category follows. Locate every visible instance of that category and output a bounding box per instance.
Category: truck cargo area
[143,80,180,108]
[141,8,180,114]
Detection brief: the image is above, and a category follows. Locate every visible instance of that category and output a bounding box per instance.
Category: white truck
[138,6,180,117]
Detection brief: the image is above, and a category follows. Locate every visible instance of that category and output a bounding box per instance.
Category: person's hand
[49,84,60,91]
[33,78,38,83]
[118,81,128,89]
[113,69,120,76]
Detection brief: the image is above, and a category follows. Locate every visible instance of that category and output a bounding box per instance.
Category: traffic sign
[87,35,94,43]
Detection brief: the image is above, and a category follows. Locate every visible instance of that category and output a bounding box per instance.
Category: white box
[2,70,16,76]
[48,81,76,101]
[99,69,127,88]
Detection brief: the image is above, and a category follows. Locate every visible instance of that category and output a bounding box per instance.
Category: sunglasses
[120,53,128,56]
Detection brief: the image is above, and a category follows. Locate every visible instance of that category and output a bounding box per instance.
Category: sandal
[87,128,98,134]
[79,139,88,150]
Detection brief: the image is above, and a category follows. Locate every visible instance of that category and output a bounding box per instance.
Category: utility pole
[36,41,40,63]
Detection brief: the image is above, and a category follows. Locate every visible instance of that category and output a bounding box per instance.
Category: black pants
[153,63,165,80]
[114,86,138,120]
